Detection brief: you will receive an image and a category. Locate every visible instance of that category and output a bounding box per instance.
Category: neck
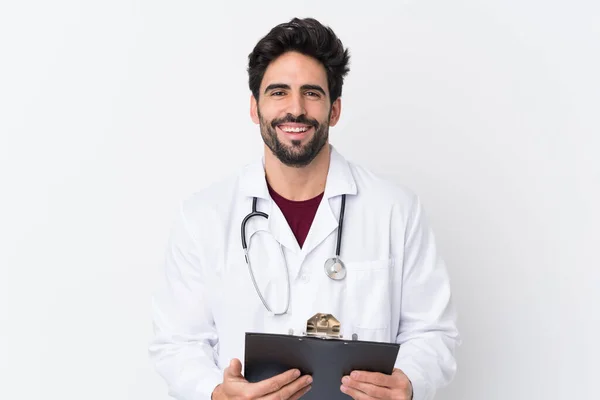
[264,144,331,201]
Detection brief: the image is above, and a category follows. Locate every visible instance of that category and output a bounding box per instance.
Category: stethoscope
[241,194,347,315]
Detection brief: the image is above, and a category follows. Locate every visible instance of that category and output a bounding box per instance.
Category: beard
[258,108,330,168]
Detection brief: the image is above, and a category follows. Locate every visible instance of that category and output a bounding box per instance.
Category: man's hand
[340,368,413,400]
[212,358,312,400]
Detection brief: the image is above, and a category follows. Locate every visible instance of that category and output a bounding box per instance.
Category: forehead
[261,51,328,91]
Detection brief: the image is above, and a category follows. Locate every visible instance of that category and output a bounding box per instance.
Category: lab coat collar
[323,145,358,198]
[239,144,357,200]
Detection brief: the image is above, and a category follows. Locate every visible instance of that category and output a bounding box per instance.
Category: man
[149,17,460,400]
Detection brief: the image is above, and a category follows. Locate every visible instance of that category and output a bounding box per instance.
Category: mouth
[276,123,314,140]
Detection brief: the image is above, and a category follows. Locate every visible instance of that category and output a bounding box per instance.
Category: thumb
[225,358,243,379]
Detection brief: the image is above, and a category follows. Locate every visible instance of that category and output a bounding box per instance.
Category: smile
[278,125,311,133]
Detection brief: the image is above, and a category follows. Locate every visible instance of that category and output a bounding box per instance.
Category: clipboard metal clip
[305,313,357,340]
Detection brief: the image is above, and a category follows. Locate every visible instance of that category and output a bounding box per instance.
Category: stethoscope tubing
[240,194,346,315]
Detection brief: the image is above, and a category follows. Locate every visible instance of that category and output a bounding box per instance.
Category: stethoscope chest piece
[324,257,346,280]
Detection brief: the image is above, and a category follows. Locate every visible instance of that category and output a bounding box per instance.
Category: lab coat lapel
[239,157,300,254]
[299,197,337,262]
[299,146,357,263]
[268,204,301,253]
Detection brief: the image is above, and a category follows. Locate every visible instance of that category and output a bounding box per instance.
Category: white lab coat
[149,146,460,400]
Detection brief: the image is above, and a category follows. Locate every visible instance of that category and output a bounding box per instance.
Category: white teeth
[280,126,309,133]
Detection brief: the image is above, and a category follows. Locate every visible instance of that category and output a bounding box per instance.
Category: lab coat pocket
[345,259,392,334]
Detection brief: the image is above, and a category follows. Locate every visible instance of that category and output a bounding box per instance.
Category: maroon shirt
[267,183,323,248]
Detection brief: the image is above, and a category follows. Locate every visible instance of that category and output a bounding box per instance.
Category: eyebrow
[301,84,326,96]
[264,83,290,94]
[263,83,327,96]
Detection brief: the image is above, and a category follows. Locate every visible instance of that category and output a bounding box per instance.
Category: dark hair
[247,17,350,104]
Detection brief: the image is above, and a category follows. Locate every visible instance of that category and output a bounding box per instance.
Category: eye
[271,91,286,96]
[305,91,320,97]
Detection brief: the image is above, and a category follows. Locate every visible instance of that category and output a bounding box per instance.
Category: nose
[287,92,306,117]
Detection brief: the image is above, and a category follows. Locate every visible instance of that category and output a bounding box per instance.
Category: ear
[250,94,259,124]
[328,97,342,127]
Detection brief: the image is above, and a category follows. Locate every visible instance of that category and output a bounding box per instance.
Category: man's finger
[349,370,394,387]
[342,376,391,398]
[392,368,412,391]
[224,358,244,379]
[340,383,376,400]
[287,382,312,400]
[263,374,312,400]
[249,368,302,397]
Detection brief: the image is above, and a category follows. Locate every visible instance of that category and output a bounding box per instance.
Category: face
[251,51,341,167]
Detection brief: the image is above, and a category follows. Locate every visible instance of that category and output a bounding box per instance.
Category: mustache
[271,114,319,129]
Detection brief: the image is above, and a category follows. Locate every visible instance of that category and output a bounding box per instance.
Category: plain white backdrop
[1,1,599,399]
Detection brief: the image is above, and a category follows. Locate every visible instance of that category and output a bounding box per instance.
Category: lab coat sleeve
[148,201,222,400]
[393,195,461,400]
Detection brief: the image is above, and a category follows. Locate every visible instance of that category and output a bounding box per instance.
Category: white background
[1,1,599,399]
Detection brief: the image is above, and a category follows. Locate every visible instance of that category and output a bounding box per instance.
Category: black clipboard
[244,332,400,399]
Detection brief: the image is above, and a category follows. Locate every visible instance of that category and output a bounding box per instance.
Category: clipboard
[243,314,400,399]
